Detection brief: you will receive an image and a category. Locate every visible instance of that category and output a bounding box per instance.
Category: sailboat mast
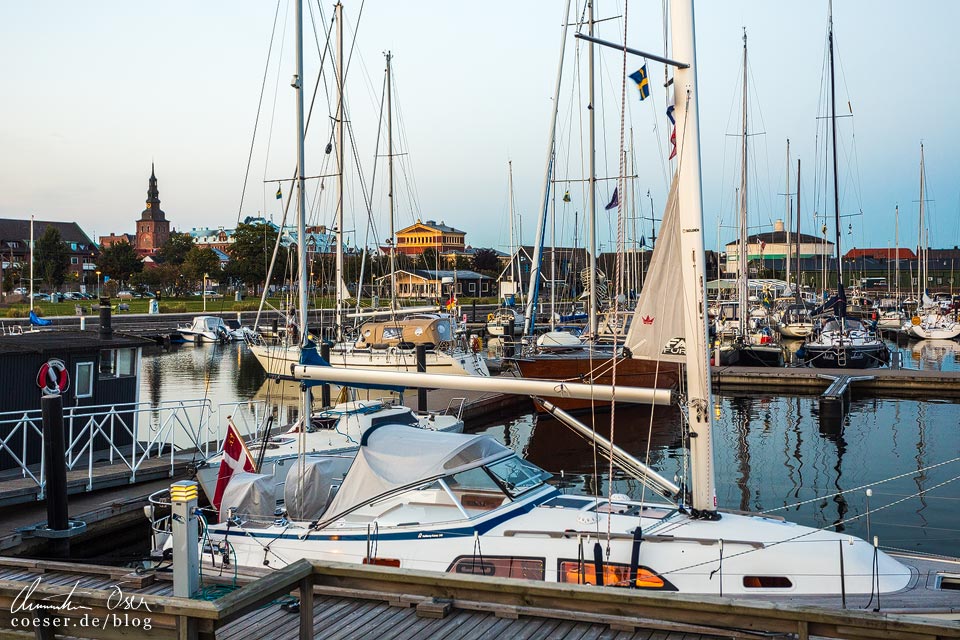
[587,0,598,335]
[294,0,311,415]
[828,1,844,311]
[523,0,572,335]
[796,159,802,302]
[334,2,345,337]
[671,0,717,517]
[386,52,396,310]
[919,143,926,300]
[895,204,900,299]
[737,30,749,335]
[785,139,791,289]
[507,161,519,295]
[29,215,34,312]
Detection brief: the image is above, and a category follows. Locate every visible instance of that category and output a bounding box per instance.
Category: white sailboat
[201,2,960,609]
[901,144,960,340]
[247,38,488,378]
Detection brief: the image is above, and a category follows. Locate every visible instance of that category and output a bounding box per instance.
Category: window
[485,456,552,497]
[75,362,94,398]
[743,576,793,589]
[70,257,79,264]
[448,556,544,580]
[100,348,136,378]
[557,560,674,590]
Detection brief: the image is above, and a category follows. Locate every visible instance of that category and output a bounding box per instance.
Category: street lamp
[203,273,209,312]
[95,270,101,298]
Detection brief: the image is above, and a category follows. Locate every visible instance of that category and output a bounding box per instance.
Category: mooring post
[41,394,70,558]
[320,342,331,407]
[170,480,200,598]
[98,297,113,339]
[416,344,427,411]
[505,319,515,357]
[471,300,477,322]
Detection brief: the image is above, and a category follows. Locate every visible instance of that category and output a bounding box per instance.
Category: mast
[29,215,34,312]
[334,2,345,337]
[828,0,844,314]
[796,159,802,303]
[919,143,926,302]
[508,161,517,295]
[785,139,791,289]
[894,204,900,300]
[737,30,749,336]
[587,0,598,335]
[294,0,311,418]
[385,51,396,310]
[671,0,717,517]
[523,0,573,335]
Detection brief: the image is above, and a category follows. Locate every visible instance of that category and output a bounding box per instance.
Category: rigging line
[390,71,424,222]
[236,0,283,223]
[761,454,960,514]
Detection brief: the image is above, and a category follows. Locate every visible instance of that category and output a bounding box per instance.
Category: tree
[33,226,70,289]
[454,255,473,271]
[130,264,180,295]
[419,248,439,270]
[472,248,500,274]
[182,247,222,287]
[159,232,194,266]
[98,242,143,287]
[225,222,285,290]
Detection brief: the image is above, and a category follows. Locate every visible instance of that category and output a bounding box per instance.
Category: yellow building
[392,219,465,256]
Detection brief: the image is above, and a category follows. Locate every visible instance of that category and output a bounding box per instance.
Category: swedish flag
[628,65,650,101]
[275,186,282,200]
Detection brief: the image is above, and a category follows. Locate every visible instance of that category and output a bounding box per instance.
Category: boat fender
[592,542,605,587]
[628,526,643,588]
[470,336,482,353]
[487,313,495,322]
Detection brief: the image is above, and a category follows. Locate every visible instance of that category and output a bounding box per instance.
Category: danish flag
[212,421,256,511]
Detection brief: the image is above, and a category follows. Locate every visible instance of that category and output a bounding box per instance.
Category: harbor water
[141,339,960,558]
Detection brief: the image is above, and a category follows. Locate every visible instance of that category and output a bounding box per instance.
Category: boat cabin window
[557,560,674,590]
[485,456,552,498]
[444,467,510,513]
[743,576,793,589]
[448,555,545,580]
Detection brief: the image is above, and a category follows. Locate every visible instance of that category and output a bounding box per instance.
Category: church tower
[136,164,170,256]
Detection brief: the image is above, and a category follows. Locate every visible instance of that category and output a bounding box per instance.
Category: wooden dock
[1,557,958,640]
[714,365,960,398]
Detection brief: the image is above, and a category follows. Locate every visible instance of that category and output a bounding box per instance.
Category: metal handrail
[0,398,266,499]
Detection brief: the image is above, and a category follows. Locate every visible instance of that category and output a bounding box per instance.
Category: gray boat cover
[219,472,274,522]
[284,456,349,521]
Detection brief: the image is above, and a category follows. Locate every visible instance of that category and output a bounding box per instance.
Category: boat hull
[250,343,489,377]
[802,343,889,369]
[514,354,681,412]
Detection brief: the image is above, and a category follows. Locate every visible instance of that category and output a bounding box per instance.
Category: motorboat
[177,316,234,343]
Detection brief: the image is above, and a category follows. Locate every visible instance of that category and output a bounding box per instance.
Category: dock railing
[1,558,959,640]
[0,399,266,499]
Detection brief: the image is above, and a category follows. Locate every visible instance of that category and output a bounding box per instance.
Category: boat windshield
[822,318,866,332]
[485,456,552,498]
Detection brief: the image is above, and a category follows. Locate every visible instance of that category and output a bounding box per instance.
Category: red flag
[668,127,677,160]
[213,421,256,511]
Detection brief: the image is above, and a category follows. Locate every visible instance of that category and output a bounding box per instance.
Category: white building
[724,219,833,276]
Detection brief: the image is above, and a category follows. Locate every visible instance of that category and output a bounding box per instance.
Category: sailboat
[801,7,889,369]
[199,2,960,610]
[901,144,960,340]
[247,43,488,378]
[776,157,817,338]
[713,31,783,367]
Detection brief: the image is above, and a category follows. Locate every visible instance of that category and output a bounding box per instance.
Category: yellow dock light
[170,480,199,503]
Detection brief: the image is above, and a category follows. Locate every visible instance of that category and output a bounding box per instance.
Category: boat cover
[321,425,510,522]
[284,456,348,521]
[219,472,274,522]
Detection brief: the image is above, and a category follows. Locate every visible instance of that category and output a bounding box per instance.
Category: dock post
[416,344,427,411]
[320,343,331,407]
[472,300,477,322]
[170,480,200,598]
[505,320,515,357]
[41,394,70,558]
[98,297,113,338]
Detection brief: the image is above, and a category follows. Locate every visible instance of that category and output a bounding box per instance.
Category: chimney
[774,219,785,233]
[99,297,113,339]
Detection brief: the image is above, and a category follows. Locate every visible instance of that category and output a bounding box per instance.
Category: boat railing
[443,397,467,421]
[0,397,266,500]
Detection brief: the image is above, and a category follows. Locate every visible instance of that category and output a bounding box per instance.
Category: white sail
[624,175,685,363]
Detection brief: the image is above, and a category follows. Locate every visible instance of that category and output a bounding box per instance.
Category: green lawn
[4,296,500,318]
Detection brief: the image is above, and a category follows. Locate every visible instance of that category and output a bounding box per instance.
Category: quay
[714,365,960,398]
[1,556,958,640]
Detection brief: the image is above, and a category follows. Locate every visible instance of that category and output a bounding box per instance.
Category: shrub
[233,301,260,311]
[160,302,188,313]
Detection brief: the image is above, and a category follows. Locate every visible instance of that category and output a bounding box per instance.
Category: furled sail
[624,174,685,363]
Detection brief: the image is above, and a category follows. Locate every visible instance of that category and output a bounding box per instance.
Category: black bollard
[98,297,112,339]
[471,300,477,323]
[320,342,331,408]
[42,394,70,558]
[416,344,427,412]
[505,319,515,357]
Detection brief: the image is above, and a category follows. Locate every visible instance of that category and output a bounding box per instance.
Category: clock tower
[136,164,170,256]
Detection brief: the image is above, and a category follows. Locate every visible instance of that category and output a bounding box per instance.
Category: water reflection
[140,341,960,556]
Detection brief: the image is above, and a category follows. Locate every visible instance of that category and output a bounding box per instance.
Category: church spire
[142,165,163,221]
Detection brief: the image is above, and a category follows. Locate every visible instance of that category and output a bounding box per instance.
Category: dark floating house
[0,318,151,472]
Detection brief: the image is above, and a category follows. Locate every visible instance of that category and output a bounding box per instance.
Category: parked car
[117,290,137,299]
[13,287,27,295]
[32,293,51,301]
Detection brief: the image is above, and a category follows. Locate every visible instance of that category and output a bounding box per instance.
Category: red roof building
[844,248,916,260]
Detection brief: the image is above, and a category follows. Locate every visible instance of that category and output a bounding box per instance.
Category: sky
[2,1,959,256]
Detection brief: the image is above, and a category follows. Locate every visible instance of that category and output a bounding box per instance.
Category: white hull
[179,330,221,343]
[250,343,489,377]
[777,322,813,338]
[209,488,911,597]
[904,322,960,341]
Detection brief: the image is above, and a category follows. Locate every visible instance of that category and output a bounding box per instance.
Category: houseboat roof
[0,330,152,356]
